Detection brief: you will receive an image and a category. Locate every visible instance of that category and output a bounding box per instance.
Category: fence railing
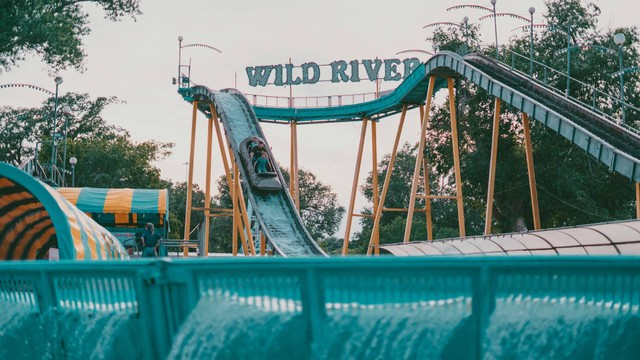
[17,156,64,186]
[499,49,640,131]
[245,91,387,108]
[0,256,639,359]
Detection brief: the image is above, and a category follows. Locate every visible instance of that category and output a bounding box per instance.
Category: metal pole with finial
[50,76,63,182]
[529,7,535,76]
[178,36,183,83]
[491,0,499,59]
[614,33,626,123]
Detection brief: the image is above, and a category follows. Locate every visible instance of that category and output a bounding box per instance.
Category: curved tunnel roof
[0,162,128,260]
[381,219,640,256]
[56,187,169,228]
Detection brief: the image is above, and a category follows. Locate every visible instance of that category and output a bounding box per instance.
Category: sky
[1,0,637,239]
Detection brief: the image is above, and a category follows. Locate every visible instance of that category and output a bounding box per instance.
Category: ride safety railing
[18,156,64,187]
[245,90,392,109]
[1,256,639,359]
[500,49,640,131]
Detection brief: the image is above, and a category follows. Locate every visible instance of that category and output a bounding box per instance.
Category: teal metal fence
[1,257,639,359]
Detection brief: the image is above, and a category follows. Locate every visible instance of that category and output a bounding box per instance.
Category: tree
[0,92,174,189]
[69,135,171,188]
[351,0,639,252]
[0,0,141,73]
[164,181,208,240]
[0,108,40,166]
[282,168,346,241]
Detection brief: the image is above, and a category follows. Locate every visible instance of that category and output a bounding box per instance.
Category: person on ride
[249,137,260,150]
[252,143,266,165]
[141,223,162,257]
[255,152,270,173]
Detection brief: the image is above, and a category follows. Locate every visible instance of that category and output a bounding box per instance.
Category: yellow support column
[342,119,369,255]
[370,119,379,255]
[290,121,300,209]
[293,122,300,210]
[183,101,198,256]
[447,78,466,237]
[419,105,434,241]
[368,106,407,255]
[404,76,436,243]
[636,183,640,219]
[203,116,214,256]
[227,148,255,256]
[234,163,250,255]
[522,112,541,230]
[231,161,238,256]
[484,98,502,235]
[237,188,256,256]
[260,232,266,256]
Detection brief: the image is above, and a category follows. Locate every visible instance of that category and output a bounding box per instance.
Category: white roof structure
[380,219,640,256]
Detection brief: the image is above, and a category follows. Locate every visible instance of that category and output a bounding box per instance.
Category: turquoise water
[0,303,140,360]
[2,296,639,359]
[485,300,640,359]
[168,297,640,360]
[168,298,309,359]
[317,302,472,359]
[168,297,473,359]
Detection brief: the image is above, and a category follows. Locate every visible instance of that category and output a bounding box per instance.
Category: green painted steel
[1,257,639,359]
[229,51,640,182]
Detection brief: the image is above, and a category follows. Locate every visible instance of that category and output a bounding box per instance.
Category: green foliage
[0,0,141,72]
[69,136,171,188]
[318,236,344,255]
[281,168,346,240]
[0,92,174,189]
[351,0,639,253]
[0,108,40,165]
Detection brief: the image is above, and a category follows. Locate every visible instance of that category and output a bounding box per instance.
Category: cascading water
[0,302,141,360]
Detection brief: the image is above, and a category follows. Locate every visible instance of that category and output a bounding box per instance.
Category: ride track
[179,51,640,257]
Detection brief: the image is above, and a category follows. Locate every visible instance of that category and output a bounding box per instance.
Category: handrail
[245,91,382,108]
[502,49,639,130]
[18,156,64,186]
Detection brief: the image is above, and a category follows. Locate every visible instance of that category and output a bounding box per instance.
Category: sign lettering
[246,58,421,87]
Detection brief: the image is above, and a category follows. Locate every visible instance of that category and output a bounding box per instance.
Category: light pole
[614,32,626,123]
[463,16,470,53]
[176,36,222,88]
[566,23,572,97]
[178,35,183,84]
[69,157,77,187]
[491,0,499,59]
[50,76,63,182]
[529,7,535,76]
[61,105,72,185]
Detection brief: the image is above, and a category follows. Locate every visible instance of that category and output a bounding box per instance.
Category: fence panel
[0,257,639,359]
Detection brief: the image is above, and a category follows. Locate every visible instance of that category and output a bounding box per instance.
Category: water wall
[1,257,639,359]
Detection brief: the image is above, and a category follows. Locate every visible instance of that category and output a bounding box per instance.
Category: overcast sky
[1,0,637,239]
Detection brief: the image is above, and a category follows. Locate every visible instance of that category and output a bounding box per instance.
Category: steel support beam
[404,76,435,243]
[342,119,368,255]
[522,112,541,230]
[368,106,407,255]
[183,101,198,256]
[448,78,466,237]
[485,98,502,235]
